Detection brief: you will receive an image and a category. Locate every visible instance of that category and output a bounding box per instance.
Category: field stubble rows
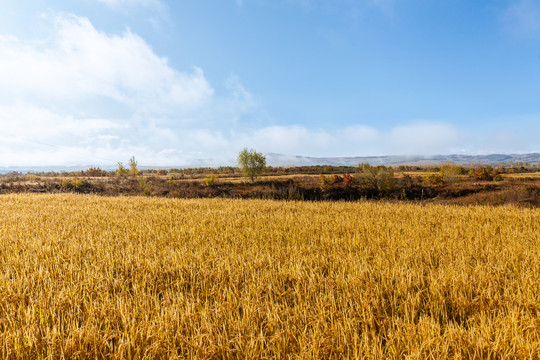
[0,194,539,359]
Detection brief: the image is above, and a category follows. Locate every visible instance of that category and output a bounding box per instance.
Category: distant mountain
[265,153,540,167]
[1,153,538,174]
[0,165,115,174]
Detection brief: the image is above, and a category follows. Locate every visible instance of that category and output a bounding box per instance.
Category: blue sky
[0,0,538,166]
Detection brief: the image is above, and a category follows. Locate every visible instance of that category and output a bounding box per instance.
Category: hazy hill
[0,153,538,173]
[265,153,540,167]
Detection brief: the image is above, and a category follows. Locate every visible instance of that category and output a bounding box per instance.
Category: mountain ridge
[265,153,540,167]
[0,153,538,173]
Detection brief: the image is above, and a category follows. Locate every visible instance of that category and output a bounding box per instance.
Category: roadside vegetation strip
[0,194,538,359]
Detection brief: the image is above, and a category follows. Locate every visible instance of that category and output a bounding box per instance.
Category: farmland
[0,194,538,358]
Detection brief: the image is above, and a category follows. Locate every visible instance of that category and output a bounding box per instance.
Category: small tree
[440,163,465,184]
[85,166,107,177]
[129,156,139,176]
[238,148,266,182]
[356,163,396,196]
[116,162,128,176]
[320,174,335,192]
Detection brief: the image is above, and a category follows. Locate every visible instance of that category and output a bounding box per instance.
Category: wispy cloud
[227,123,465,158]
[386,122,461,155]
[502,0,540,36]
[368,0,396,17]
[95,0,164,10]
[234,0,395,16]
[94,0,169,26]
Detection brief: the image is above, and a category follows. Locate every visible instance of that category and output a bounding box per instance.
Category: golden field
[0,194,538,359]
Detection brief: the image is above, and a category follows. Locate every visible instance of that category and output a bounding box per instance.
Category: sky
[0,0,539,167]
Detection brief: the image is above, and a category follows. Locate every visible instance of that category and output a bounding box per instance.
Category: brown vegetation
[0,164,538,207]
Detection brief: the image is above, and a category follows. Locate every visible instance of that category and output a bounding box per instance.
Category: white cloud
[0,14,213,114]
[0,104,123,142]
[233,123,461,158]
[0,103,127,165]
[386,122,461,155]
[0,13,215,166]
[0,13,261,166]
[247,126,337,154]
[342,125,380,143]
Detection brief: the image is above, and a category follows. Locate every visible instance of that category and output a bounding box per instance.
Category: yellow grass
[0,194,538,359]
[504,172,540,179]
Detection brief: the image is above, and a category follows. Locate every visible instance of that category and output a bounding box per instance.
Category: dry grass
[0,194,539,359]
[504,172,540,179]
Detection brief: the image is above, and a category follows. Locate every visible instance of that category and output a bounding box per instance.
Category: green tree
[237,148,266,182]
[129,156,139,176]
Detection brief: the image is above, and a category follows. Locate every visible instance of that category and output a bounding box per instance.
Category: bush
[471,168,493,181]
[440,163,465,184]
[25,174,41,182]
[85,167,107,177]
[60,179,90,193]
[116,162,128,176]
[424,174,445,186]
[356,163,395,196]
[320,175,335,192]
[205,174,216,187]
[138,177,152,196]
[342,173,354,188]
